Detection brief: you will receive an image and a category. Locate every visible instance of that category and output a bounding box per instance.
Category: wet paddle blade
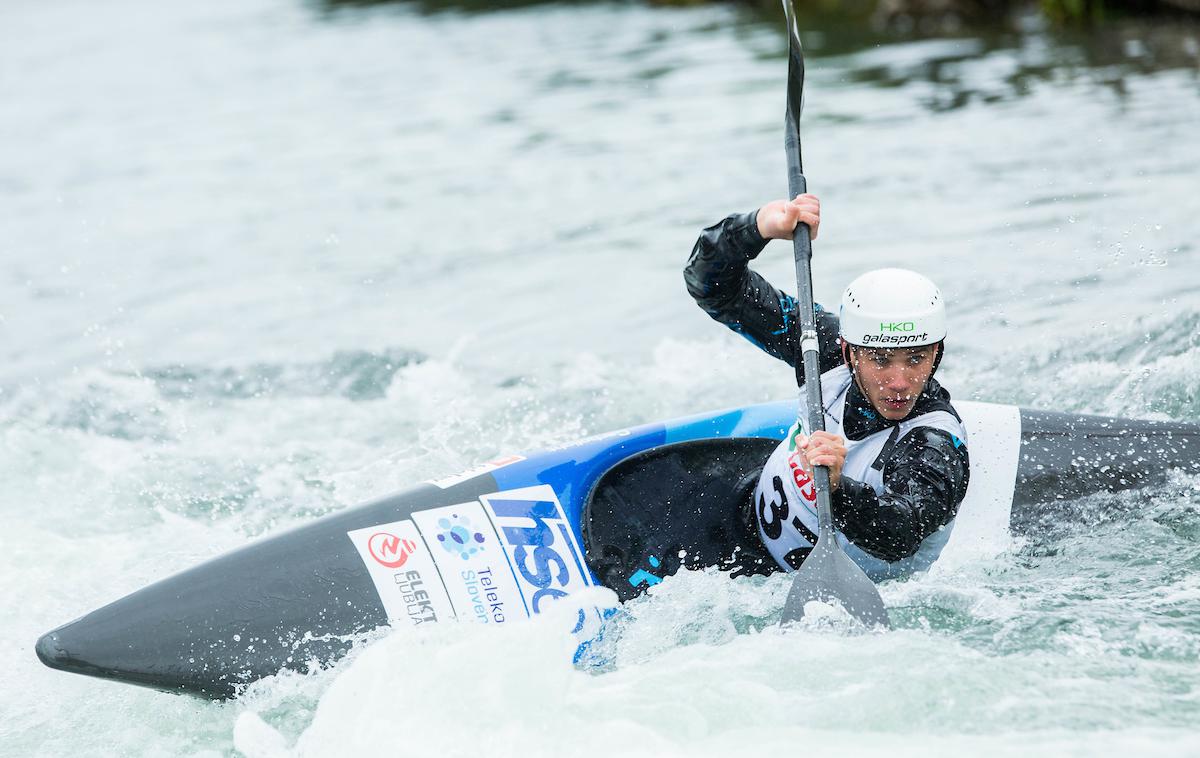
[780,537,890,627]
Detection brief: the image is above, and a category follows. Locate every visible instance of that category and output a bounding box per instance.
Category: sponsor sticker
[349,485,595,627]
[428,455,526,489]
[346,519,455,627]
[367,532,418,568]
[859,332,930,346]
[411,502,523,625]
[480,485,592,615]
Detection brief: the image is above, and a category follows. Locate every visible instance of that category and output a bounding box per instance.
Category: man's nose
[884,369,912,391]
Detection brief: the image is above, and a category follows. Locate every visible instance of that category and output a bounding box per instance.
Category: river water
[2,0,1198,755]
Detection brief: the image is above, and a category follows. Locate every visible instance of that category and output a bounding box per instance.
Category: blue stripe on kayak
[487,400,797,583]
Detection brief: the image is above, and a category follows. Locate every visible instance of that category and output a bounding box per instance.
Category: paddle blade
[780,536,891,629]
[783,0,806,146]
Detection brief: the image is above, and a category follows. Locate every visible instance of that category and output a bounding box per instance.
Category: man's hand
[794,430,847,491]
[756,194,820,241]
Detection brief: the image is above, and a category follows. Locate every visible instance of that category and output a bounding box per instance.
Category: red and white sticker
[347,519,454,627]
[366,532,418,568]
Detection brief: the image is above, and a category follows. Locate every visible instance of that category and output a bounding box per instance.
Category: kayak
[35,399,1200,698]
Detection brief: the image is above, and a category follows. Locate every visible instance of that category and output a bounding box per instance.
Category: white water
[3,0,1199,755]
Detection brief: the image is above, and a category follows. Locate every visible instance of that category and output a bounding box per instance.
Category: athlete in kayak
[684,194,970,574]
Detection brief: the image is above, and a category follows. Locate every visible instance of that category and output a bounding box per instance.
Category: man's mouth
[882,397,910,410]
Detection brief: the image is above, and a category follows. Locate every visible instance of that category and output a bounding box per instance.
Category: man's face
[849,344,939,421]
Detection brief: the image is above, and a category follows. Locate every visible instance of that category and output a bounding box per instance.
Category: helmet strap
[929,341,944,377]
[843,342,870,400]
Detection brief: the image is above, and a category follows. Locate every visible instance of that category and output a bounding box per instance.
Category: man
[684,194,970,577]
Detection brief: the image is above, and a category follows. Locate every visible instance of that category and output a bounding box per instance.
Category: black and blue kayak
[35,399,1200,698]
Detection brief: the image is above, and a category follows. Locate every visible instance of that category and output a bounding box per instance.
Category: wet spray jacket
[684,210,971,575]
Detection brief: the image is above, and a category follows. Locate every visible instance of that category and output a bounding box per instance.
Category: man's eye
[908,355,926,365]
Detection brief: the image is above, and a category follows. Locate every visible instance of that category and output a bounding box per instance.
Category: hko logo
[368,532,418,568]
[879,321,915,332]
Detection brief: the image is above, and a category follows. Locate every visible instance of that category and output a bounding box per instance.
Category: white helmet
[838,268,946,348]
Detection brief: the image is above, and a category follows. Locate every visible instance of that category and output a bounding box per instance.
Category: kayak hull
[35,400,1200,698]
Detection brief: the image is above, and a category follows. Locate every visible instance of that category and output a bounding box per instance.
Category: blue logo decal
[628,555,662,588]
[486,493,590,614]
[951,435,964,449]
[436,513,486,560]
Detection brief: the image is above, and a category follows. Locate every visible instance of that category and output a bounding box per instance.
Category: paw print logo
[436,513,486,560]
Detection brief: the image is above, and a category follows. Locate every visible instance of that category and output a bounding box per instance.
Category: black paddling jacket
[684,210,970,563]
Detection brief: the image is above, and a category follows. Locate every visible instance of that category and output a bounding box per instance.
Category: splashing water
[3,0,1199,755]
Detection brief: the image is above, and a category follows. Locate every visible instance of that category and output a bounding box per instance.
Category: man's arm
[684,207,841,371]
[831,428,970,562]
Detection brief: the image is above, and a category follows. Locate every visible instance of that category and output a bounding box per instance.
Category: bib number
[758,475,819,548]
[758,475,789,541]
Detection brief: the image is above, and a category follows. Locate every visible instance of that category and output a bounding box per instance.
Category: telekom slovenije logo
[367,532,418,568]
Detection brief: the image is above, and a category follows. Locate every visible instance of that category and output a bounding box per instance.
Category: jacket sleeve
[683,210,842,372]
[831,427,970,563]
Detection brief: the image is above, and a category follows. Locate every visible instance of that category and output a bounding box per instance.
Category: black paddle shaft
[782,15,835,544]
[778,0,889,628]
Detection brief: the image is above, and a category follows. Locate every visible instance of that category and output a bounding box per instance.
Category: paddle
[778,0,890,629]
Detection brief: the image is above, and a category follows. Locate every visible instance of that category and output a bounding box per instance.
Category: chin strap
[842,340,875,402]
[929,340,945,377]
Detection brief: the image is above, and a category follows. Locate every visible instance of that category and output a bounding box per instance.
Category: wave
[961,309,1200,422]
[139,347,425,402]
